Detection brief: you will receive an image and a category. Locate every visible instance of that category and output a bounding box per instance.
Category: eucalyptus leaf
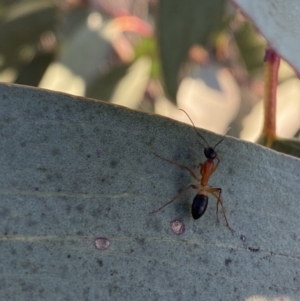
[231,0,300,74]
[86,64,131,101]
[0,0,57,70]
[1,83,300,300]
[157,0,226,101]
[234,21,266,76]
[258,136,300,158]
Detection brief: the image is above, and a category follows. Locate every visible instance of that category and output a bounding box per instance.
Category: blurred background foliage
[1,0,300,155]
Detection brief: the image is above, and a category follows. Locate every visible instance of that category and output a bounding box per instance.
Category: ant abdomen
[191,194,208,219]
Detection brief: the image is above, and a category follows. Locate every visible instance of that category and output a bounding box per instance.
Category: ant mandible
[150,109,234,232]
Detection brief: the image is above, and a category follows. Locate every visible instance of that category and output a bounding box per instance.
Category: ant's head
[204,147,216,159]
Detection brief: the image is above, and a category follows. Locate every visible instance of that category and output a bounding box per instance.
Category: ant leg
[207,187,234,233]
[154,153,200,181]
[149,184,198,215]
[212,188,222,218]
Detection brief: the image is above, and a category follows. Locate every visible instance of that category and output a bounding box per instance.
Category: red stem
[263,48,280,147]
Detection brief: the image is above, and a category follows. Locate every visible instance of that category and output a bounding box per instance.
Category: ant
[150,109,234,232]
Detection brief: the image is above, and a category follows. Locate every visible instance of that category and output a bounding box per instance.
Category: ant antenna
[179,109,227,149]
[213,136,225,148]
[213,127,230,148]
[179,109,209,146]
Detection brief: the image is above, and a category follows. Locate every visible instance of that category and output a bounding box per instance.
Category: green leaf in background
[258,136,300,158]
[0,0,57,70]
[234,21,266,77]
[85,63,132,101]
[157,0,226,101]
[134,37,161,79]
[15,51,55,87]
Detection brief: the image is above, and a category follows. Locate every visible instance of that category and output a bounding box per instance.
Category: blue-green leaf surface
[1,83,300,300]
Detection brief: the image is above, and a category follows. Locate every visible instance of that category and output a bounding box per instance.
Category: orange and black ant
[150,109,234,232]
